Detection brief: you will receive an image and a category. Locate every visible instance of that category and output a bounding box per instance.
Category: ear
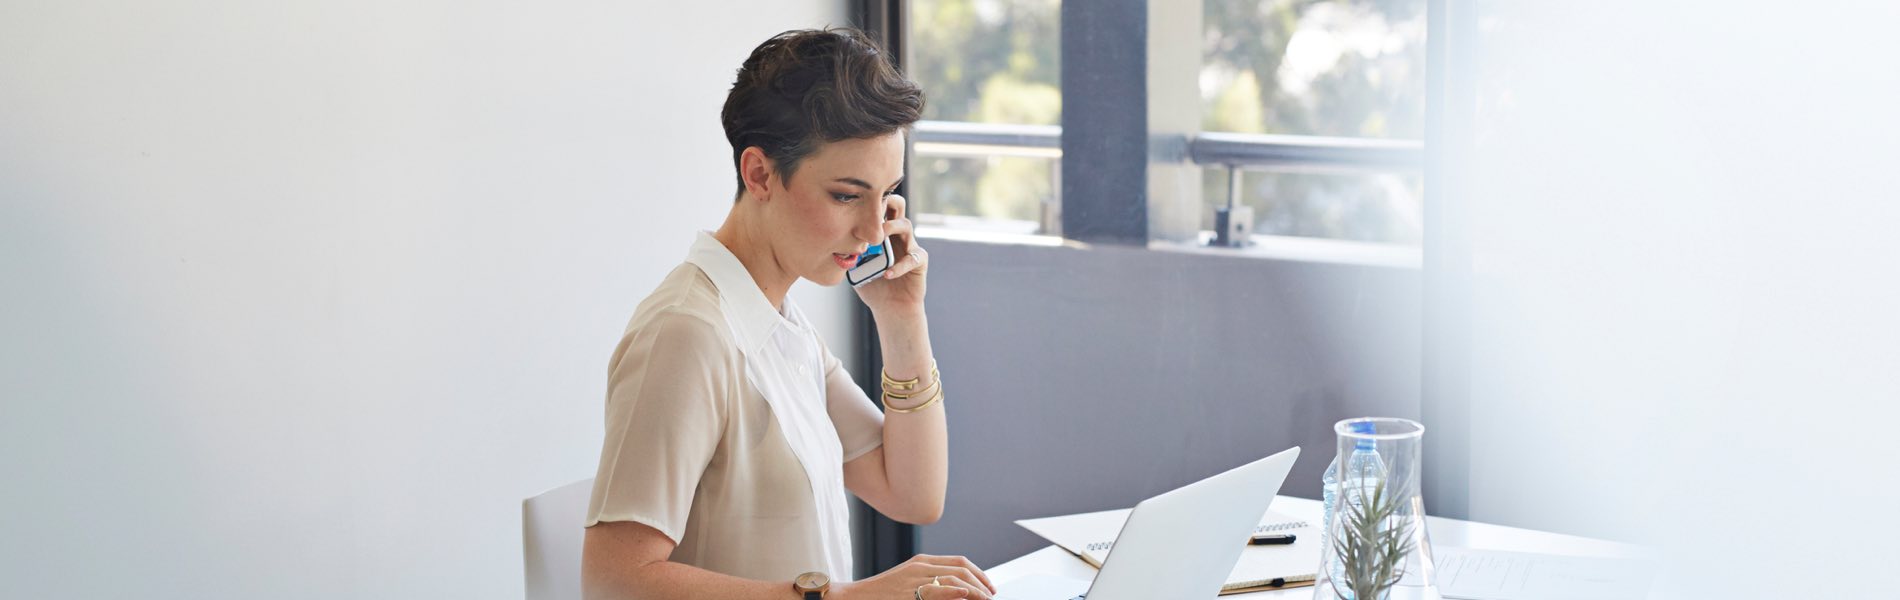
[739,147,778,202]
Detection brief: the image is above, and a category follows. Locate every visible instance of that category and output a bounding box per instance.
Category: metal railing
[910,120,1425,238]
[1187,131,1423,172]
[911,121,1061,153]
[912,120,1422,169]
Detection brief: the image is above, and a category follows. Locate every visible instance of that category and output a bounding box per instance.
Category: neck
[712,198,793,312]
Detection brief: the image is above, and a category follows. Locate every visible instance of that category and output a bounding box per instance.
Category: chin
[812,269,848,287]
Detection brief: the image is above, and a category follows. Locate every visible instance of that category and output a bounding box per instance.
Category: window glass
[1202,0,1427,245]
[907,0,1061,229]
[1203,0,1428,138]
[910,154,1055,234]
[905,0,1425,244]
[1201,167,1422,244]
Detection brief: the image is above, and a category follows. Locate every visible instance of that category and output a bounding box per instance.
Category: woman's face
[763,132,906,287]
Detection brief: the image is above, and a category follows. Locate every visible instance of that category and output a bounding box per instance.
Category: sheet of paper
[1018,508,1320,591]
[1435,547,1656,600]
[1016,508,1312,558]
[1015,508,1133,557]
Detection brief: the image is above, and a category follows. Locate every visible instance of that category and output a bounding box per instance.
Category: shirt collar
[684,231,804,355]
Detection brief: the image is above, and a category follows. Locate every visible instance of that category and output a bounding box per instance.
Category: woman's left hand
[853,193,928,317]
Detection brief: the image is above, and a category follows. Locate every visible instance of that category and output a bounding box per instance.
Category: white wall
[1456,2,1900,598]
[0,1,855,598]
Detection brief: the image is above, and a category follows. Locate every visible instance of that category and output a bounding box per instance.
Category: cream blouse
[584,232,885,582]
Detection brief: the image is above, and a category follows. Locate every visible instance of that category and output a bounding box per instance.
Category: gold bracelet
[881,373,939,401]
[881,362,939,393]
[882,370,921,392]
[883,385,943,414]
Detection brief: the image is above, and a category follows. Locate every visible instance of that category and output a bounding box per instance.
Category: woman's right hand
[832,554,999,600]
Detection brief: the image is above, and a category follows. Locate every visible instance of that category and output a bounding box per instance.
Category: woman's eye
[832,193,860,203]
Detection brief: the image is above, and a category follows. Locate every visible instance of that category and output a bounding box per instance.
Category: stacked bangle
[884,384,943,414]
[881,364,937,393]
[881,362,943,414]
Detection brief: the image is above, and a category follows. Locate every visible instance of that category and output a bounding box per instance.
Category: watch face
[795,572,830,590]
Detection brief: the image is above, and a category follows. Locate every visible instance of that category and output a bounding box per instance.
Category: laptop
[997,446,1302,600]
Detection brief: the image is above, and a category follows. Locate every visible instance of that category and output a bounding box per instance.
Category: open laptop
[997,446,1301,600]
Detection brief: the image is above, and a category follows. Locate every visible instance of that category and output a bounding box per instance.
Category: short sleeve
[818,336,885,463]
[585,309,730,542]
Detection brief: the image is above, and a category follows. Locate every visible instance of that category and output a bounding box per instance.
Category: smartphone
[848,204,900,287]
[846,241,892,287]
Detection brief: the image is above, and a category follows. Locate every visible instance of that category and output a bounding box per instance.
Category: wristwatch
[792,571,830,599]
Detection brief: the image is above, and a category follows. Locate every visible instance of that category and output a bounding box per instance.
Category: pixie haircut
[721,27,925,200]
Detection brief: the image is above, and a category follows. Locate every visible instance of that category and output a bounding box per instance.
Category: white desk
[984,496,1653,599]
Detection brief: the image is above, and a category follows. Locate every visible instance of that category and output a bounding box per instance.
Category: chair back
[523,478,594,600]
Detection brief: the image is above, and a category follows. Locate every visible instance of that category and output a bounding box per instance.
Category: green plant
[1330,469,1416,600]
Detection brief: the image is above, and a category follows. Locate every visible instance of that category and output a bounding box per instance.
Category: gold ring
[933,576,944,586]
[914,585,924,600]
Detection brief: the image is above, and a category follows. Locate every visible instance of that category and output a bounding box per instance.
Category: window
[906,0,1062,235]
[1204,170,1423,244]
[1201,0,1427,245]
[1202,0,1426,139]
[899,0,1425,247]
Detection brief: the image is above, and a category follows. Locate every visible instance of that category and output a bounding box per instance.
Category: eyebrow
[832,177,905,191]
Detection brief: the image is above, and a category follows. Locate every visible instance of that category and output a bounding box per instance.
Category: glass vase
[1313,417,1438,600]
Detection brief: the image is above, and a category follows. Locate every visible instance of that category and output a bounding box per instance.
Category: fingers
[912,555,997,595]
[885,245,925,279]
[880,217,925,279]
[881,215,914,245]
[877,196,933,279]
[943,555,997,595]
[923,585,969,600]
[892,555,997,600]
[929,575,990,600]
[887,193,907,221]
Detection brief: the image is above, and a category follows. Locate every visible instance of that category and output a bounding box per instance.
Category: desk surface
[984,495,1653,599]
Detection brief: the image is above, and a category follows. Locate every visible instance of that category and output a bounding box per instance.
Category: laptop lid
[1083,446,1300,600]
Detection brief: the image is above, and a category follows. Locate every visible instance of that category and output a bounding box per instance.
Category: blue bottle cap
[1350,421,1377,451]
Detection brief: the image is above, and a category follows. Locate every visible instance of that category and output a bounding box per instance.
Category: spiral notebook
[1017,509,1322,594]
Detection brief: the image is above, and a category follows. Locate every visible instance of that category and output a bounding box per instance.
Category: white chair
[523,478,595,600]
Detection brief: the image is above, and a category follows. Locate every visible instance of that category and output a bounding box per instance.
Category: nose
[852,205,884,245]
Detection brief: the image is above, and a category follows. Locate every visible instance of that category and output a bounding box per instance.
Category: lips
[832,253,859,270]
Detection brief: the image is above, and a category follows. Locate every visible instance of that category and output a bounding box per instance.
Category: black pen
[1249,533,1296,545]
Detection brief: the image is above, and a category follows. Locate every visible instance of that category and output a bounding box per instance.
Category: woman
[580,28,996,600]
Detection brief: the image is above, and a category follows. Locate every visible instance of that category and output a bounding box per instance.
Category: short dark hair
[721,28,925,200]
